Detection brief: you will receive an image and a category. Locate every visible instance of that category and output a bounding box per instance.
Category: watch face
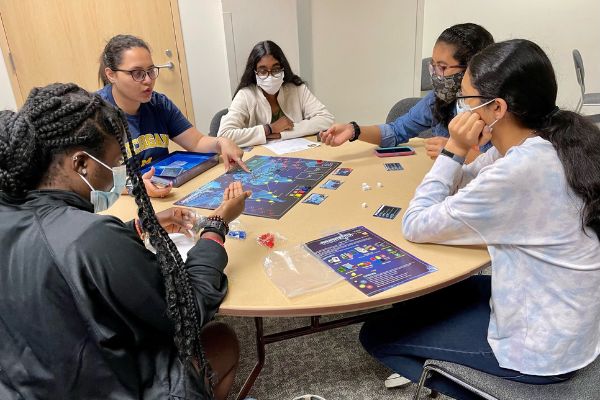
[205,219,228,235]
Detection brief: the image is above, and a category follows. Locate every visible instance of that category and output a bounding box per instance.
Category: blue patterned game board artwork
[175,155,341,219]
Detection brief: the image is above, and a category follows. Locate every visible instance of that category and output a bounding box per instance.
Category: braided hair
[0,83,214,397]
[432,23,494,127]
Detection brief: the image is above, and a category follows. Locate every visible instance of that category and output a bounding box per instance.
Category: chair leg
[576,97,583,113]
[413,366,433,400]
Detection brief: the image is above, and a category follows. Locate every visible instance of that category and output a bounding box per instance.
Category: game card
[373,205,402,220]
[159,166,184,177]
[320,179,343,190]
[303,193,328,205]
[384,163,404,171]
[333,167,353,176]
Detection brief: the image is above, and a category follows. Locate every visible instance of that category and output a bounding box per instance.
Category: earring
[81,168,87,175]
[72,156,78,161]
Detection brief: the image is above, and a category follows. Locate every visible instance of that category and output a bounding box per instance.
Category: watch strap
[440,148,466,165]
[349,121,361,142]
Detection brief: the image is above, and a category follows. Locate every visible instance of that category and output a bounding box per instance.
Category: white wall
[178,0,232,132]
[422,0,600,112]
[299,0,422,124]
[0,53,16,111]
[221,0,300,91]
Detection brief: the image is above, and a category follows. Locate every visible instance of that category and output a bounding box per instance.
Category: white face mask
[77,151,127,213]
[255,71,285,95]
[455,97,500,134]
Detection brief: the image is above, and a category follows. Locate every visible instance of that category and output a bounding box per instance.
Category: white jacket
[217,83,334,147]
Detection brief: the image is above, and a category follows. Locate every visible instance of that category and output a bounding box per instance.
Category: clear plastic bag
[264,244,344,298]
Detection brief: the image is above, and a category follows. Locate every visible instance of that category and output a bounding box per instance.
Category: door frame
[0,0,195,125]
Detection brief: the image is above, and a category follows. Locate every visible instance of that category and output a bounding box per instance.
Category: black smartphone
[374,146,416,157]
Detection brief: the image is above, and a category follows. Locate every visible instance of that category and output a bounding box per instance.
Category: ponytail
[539,110,600,238]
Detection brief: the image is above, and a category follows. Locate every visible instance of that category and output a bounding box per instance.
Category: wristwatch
[200,216,229,242]
[349,121,361,142]
[440,148,466,165]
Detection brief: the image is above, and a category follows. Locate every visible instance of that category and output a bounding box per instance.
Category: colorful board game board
[305,226,437,296]
[175,155,341,219]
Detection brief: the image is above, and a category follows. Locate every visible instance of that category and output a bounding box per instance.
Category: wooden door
[0,0,194,122]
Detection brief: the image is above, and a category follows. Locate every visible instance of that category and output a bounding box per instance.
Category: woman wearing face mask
[217,40,334,147]
[320,23,494,161]
[0,83,252,399]
[360,40,600,399]
[98,34,249,199]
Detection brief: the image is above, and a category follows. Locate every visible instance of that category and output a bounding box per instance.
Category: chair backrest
[386,97,433,138]
[421,57,433,92]
[386,97,421,124]
[209,108,228,137]
[572,49,586,94]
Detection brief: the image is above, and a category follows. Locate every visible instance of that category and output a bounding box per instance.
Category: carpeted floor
[222,267,494,400]
[220,313,450,400]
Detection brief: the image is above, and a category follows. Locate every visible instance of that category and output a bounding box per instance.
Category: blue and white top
[403,136,600,375]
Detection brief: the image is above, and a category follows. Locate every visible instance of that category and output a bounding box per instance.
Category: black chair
[414,357,600,400]
[421,57,433,92]
[385,97,432,138]
[209,108,228,137]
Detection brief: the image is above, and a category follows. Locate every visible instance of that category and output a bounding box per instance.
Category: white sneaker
[292,395,327,400]
[384,373,411,389]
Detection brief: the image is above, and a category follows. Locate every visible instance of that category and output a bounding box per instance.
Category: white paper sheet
[262,138,320,155]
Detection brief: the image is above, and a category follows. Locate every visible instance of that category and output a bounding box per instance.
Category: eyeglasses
[255,67,284,80]
[456,93,496,111]
[428,62,466,77]
[113,66,160,82]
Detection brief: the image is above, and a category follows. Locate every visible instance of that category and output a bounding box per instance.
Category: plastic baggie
[264,244,344,298]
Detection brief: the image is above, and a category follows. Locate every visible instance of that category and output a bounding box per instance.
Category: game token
[257,233,276,248]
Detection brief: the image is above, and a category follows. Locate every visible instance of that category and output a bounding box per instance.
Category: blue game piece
[228,230,247,240]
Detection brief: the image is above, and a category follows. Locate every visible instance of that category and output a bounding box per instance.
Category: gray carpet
[219,314,450,400]
[221,268,494,400]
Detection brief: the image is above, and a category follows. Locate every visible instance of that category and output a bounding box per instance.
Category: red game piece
[257,233,276,248]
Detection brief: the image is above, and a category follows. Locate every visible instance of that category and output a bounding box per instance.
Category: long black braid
[0,83,214,397]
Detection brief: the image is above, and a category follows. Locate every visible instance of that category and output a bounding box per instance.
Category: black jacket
[0,190,228,399]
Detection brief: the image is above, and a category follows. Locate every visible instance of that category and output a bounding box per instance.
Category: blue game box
[140,151,219,188]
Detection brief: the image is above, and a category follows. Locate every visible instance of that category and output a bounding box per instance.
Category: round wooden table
[106,137,490,398]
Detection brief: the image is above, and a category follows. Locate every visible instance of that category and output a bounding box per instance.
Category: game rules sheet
[305,226,437,296]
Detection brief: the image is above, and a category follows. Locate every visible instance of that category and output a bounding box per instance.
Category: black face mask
[431,71,464,103]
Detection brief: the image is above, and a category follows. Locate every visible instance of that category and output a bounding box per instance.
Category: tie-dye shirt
[403,136,600,375]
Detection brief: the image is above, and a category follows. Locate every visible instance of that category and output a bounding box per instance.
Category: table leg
[235,317,265,400]
[233,311,383,399]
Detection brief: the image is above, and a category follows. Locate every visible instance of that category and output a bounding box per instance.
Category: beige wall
[221,0,301,92]
[298,0,422,124]
[178,0,232,132]
[422,0,600,112]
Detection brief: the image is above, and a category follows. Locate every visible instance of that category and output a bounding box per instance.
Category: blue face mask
[77,152,127,213]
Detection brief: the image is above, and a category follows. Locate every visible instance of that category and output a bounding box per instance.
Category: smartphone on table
[374,146,415,157]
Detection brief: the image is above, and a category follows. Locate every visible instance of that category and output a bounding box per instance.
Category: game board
[175,155,341,219]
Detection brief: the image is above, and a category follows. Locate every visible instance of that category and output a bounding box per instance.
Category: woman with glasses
[217,40,334,147]
[98,34,248,198]
[360,39,600,399]
[320,23,493,162]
